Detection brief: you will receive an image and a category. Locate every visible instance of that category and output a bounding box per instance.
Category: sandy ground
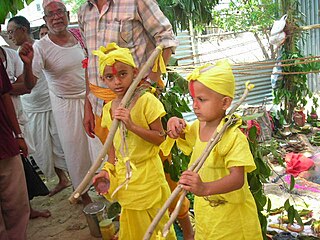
[27,164,320,240]
[27,178,107,240]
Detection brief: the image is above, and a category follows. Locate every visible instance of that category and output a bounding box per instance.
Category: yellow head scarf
[186,59,235,98]
[92,42,136,76]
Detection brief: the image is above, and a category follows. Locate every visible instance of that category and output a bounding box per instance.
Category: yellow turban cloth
[92,42,136,76]
[187,59,235,98]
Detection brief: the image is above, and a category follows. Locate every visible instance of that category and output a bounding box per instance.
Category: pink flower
[82,58,88,69]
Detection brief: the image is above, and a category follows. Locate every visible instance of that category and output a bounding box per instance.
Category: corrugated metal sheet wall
[175,30,199,66]
[233,63,274,105]
[175,32,274,122]
[174,2,319,122]
[175,31,274,108]
[299,0,320,92]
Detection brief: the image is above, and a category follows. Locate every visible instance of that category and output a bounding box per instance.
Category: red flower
[82,58,88,69]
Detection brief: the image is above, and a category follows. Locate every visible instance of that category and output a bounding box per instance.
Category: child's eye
[120,72,127,77]
[104,74,113,80]
[197,97,205,102]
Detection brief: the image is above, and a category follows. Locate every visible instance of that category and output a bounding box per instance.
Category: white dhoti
[24,110,67,179]
[49,92,97,188]
[21,72,68,180]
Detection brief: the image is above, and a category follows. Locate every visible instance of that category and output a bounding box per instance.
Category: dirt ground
[27,178,107,240]
[27,163,320,240]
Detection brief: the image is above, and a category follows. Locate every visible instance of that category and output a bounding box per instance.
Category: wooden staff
[143,82,254,240]
[68,45,164,203]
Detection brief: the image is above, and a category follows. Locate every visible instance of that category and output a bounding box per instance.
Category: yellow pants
[119,203,176,240]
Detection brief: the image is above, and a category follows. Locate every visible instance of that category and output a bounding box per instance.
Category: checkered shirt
[78,0,179,116]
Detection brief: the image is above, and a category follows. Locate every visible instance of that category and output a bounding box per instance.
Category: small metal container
[83,202,106,238]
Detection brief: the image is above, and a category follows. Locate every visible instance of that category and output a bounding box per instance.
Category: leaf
[294,209,303,226]
[248,126,257,142]
[289,175,295,191]
[266,198,272,212]
[253,190,267,211]
[249,175,261,193]
[0,0,29,23]
[287,206,295,223]
[284,199,291,211]
[163,159,170,173]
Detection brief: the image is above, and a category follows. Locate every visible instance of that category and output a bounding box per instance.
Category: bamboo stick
[162,116,238,237]
[167,69,320,76]
[299,24,320,31]
[175,53,320,69]
[169,57,320,69]
[68,45,164,203]
[143,83,254,239]
[233,70,320,76]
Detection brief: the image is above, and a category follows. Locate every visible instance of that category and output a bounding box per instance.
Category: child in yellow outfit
[92,43,176,240]
[163,60,263,240]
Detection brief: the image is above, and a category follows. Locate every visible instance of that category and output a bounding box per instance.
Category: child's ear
[222,97,232,110]
[133,68,139,78]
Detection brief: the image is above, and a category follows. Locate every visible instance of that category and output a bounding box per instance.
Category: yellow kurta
[177,118,263,240]
[101,92,176,240]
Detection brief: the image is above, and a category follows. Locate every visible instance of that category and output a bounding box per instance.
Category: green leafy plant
[273,51,314,124]
[158,0,219,33]
[0,0,33,23]
[246,126,272,239]
[273,0,318,125]
[245,125,302,239]
[311,97,319,115]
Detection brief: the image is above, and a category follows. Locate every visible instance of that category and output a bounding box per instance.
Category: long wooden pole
[143,82,254,239]
[69,45,164,203]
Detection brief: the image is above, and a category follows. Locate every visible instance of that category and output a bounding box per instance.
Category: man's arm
[2,92,28,156]
[18,42,38,90]
[137,0,178,83]
[10,75,31,95]
[148,47,172,83]
[2,92,23,137]
[78,10,96,138]
[83,68,96,138]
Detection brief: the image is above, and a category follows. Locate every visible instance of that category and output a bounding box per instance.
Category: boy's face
[102,61,138,98]
[190,81,231,122]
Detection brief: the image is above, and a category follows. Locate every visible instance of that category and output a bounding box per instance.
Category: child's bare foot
[30,208,51,219]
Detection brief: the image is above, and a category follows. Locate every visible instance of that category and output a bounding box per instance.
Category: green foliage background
[1,1,313,238]
[0,0,33,24]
